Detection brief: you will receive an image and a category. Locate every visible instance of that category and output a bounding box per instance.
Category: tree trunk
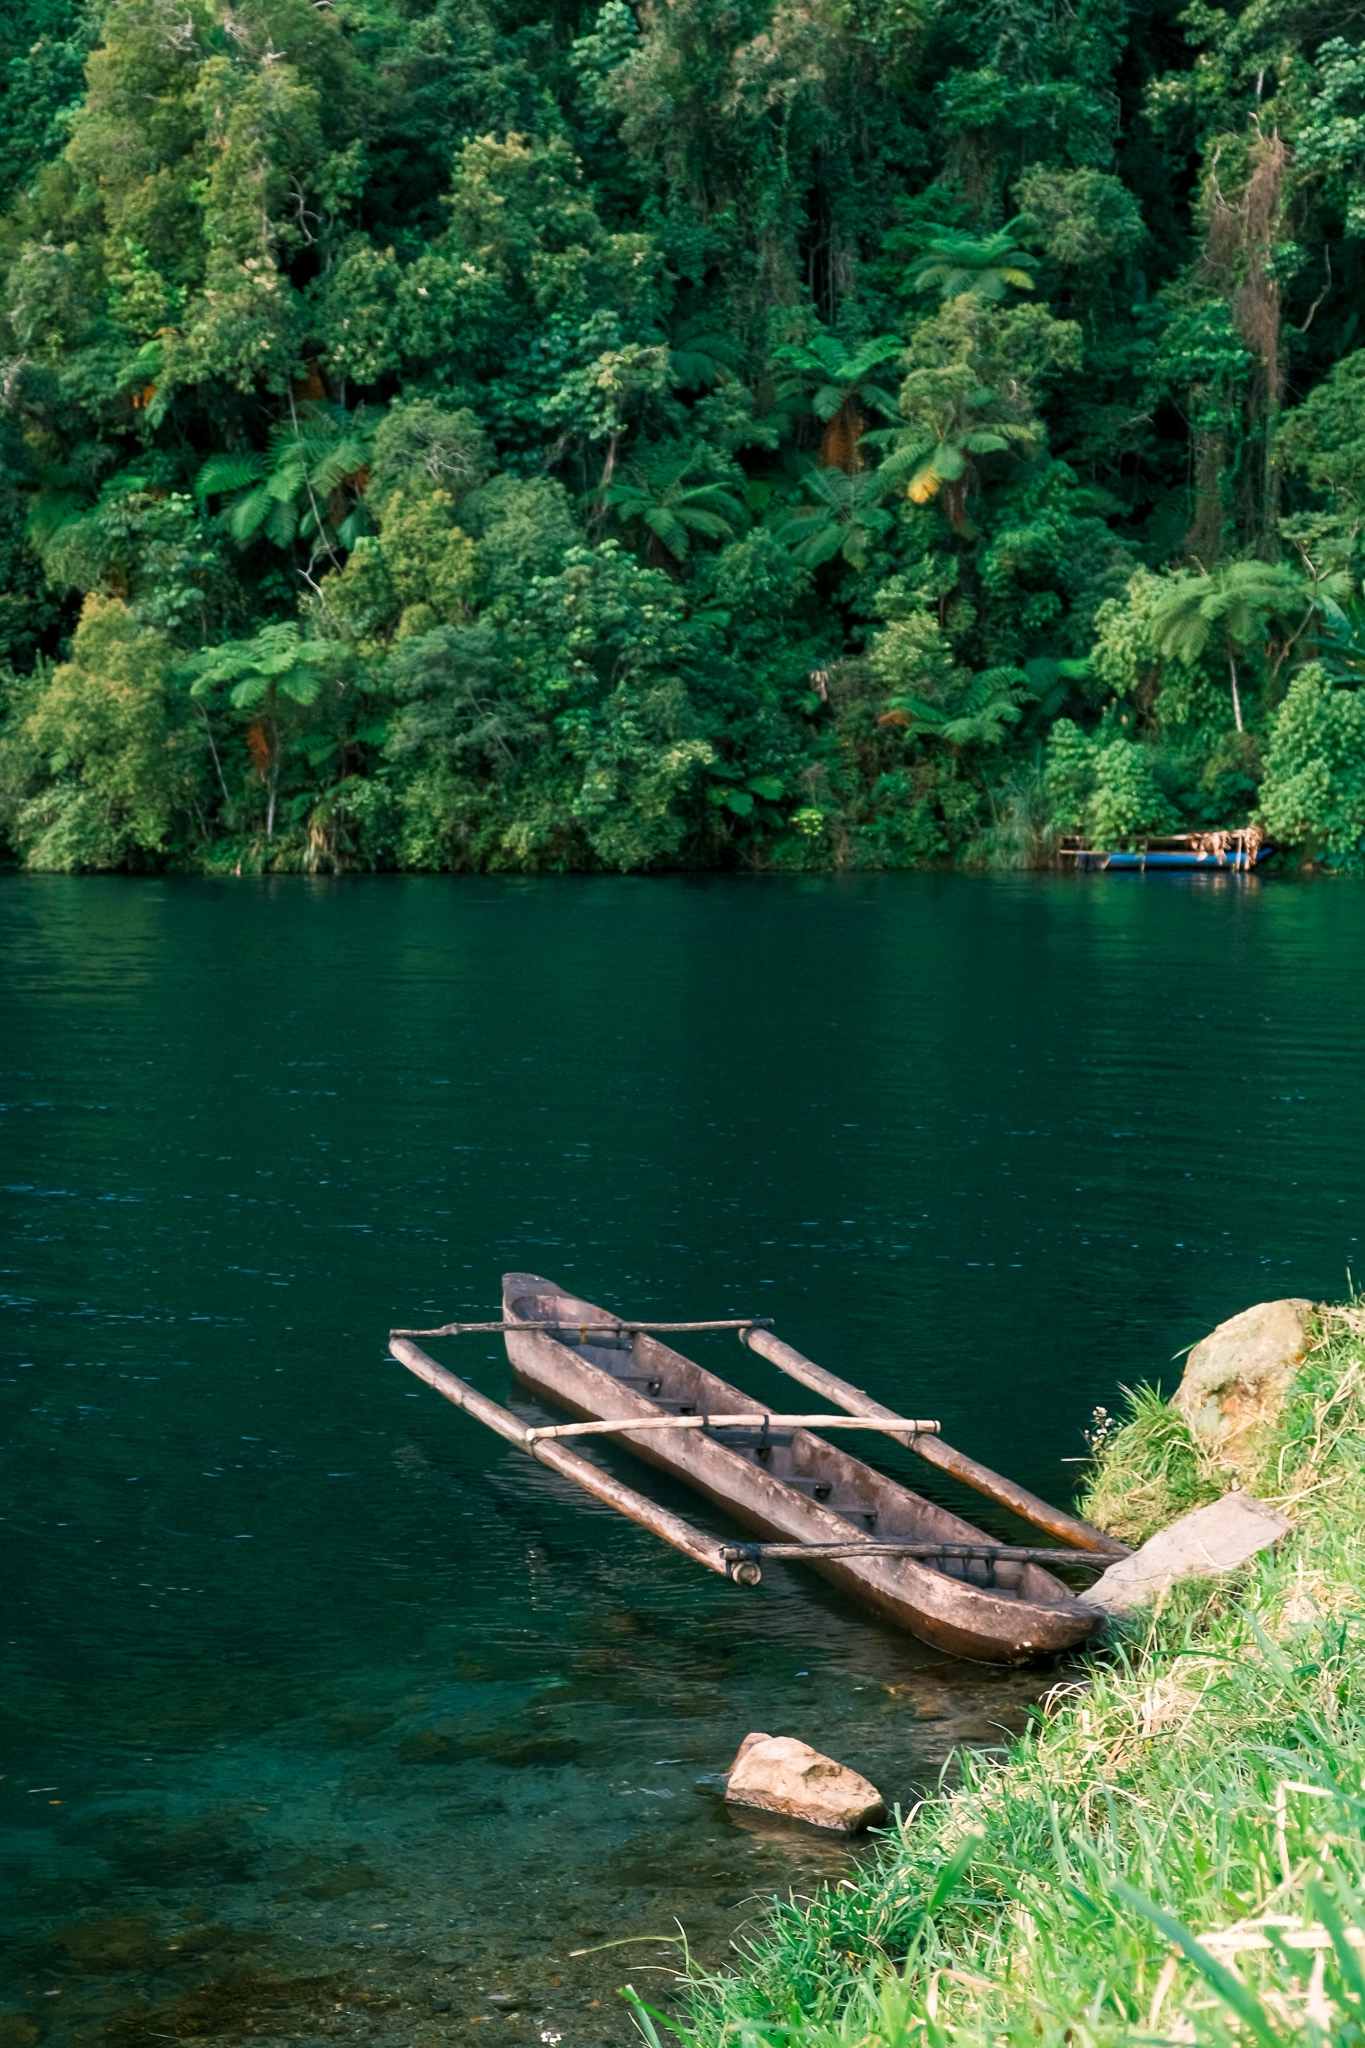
[1227,642,1244,733]
[197,702,231,809]
[1185,419,1227,564]
[820,400,865,475]
[1204,130,1288,552]
[266,683,280,841]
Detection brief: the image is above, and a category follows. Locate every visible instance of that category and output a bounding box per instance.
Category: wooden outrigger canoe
[497,1272,1108,1665]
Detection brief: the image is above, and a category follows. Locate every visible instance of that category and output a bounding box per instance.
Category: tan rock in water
[1171,1298,1312,1469]
[724,1733,886,1832]
[1086,1492,1292,1617]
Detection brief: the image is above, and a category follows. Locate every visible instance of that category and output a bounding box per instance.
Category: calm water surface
[3,873,1364,2048]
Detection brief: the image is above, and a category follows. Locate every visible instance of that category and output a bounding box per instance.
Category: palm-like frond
[907,441,965,502]
[872,414,1030,508]
[302,435,372,495]
[600,448,747,560]
[1148,557,1315,732]
[677,483,746,524]
[676,505,740,539]
[909,220,1035,301]
[1308,594,1365,683]
[772,331,904,424]
[1149,561,1312,666]
[807,375,901,424]
[187,622,339,709]
[937,669,1028,745]
[263,497,299,548]
[842,336,905,378]
[772,466,895,570]
[197,401,376,555]
[883,668,1028,746]
[772,504,847,567]
[196,452,266,496]
[667,327,746,389]
[643,507,691,557]
[226,486,275,543]
[25,468,93,547]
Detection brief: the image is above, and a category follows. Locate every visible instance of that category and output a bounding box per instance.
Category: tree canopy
[4,0,1365,870]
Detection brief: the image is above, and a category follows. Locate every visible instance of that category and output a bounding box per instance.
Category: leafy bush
[1258,663,1365,865]
[0,596,194,869]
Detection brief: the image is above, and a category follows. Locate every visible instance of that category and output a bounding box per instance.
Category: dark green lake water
[3,873,1363,2048]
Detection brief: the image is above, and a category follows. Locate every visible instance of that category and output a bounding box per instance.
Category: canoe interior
[501,1273,1102,1664]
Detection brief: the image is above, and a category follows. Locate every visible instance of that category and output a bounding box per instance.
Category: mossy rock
[1171,1298,1313,1473]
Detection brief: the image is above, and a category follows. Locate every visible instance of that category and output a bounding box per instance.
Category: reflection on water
[3,872,1364,2048]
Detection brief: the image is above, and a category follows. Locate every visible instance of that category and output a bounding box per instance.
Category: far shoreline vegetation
[667,1304,1365,2048]
[8,1,1365,876]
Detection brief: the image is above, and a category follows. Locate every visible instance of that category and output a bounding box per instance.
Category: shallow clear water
[3,872,1364,2048]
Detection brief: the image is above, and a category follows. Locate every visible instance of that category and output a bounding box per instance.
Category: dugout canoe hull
[502,1273,1102,1666]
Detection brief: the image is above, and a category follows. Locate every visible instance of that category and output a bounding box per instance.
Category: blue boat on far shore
[1060,829,1270,873]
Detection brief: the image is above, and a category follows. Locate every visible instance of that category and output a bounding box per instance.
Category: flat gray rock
[1086,1492,1292,1617]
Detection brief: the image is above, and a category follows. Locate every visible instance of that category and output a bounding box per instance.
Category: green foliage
[1,0,1364,870]
[1296,39,1365,237]
[1077,1383,1223,1546]
[0,594,192,869]
[187,622,342,712]
[1147,561,1314,733]
[0,0,96,214]
[1014,167,1145,271]
[197,402,376,557]
[908,221,1036,302]
[1277,350,1365,558]
[1258,662,1365,864]
[774,466,896,571]
[599,444,746,562]
[366,403,491,512]
[870,610,1029,745]
[884,295,1078,534]
[1044,719,1181,845]
[772,332,903,427]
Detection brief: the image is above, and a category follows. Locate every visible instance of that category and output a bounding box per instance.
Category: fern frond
[197,452,266,496]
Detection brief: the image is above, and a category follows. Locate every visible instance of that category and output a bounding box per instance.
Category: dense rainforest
[4,0,1365,871]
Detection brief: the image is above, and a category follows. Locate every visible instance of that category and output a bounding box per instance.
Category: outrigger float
[389,1273,1129,1665]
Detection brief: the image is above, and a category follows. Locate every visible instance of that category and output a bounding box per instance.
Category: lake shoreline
[681,1302,1365,2047]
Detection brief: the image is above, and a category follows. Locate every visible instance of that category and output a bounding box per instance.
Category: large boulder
[723,1733,885,1832]
[1171,1298,1312,1468]
[1086,1492,1292,1617]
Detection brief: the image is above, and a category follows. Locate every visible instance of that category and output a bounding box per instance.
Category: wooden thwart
[391,1317,773,1338]
[526,1412,941,1443]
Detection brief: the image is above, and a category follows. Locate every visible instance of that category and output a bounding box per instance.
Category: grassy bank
[661,1307,1365,2048]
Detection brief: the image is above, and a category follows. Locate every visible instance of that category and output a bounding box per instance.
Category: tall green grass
[1078,1383,1223,1547]
[657,1308,1365,2048]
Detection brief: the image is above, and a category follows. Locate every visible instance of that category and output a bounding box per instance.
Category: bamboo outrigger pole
[389,1335,761,1583]
[740,1327,1127,1557]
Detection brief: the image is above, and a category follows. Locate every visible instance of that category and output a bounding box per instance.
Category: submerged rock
[723,1733,886,1832]
[1086,1492,1292,1617]
[1171,1298,1312,1469]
